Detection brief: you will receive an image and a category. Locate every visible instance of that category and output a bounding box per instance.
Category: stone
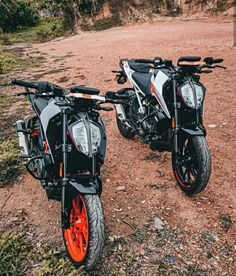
[154,216,165,230]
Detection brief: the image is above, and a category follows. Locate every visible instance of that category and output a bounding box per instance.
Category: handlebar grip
[106,91,128,100]
[134,59,154,64]
[12,79,39,89]
[212,58,224,64]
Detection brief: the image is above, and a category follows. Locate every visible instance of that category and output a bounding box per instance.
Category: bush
[36,18,64,42]
[0,0,39,32]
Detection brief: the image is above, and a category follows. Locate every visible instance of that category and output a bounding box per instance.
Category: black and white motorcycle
[12,79,124,270]
[112,56,225,195]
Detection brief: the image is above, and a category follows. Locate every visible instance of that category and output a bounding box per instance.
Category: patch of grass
[0,51,19,74]
[0,232,33,276]
[219,213,233,230]
[81,16,121,31]
[0,139,22,186]
[0,76,10,86]
[0,48,45,74]
[0,32,12,46]
[155,228,180,248]
[36,248,83,276]
[131,227,149,244]
[0,231,83,276]
[0,92,17,107]
[6,17,65,44]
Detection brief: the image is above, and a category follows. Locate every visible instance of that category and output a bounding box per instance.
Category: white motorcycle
[111,56,225,195]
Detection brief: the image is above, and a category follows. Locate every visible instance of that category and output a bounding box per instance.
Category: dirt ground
[0,18,236,275]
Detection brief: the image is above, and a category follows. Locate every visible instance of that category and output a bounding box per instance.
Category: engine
[132,97,166,135]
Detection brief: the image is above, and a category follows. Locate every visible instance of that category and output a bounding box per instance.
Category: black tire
[172,136,211,196]
[62,194,105,271]
[116,115,135,139]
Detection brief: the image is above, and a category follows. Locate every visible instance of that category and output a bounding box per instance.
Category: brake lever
[16,92,35,96]
[100,106,113,111]
[215,65,226,69]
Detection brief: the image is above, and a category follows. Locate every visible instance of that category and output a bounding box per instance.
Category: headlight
[179,83,205,109]
[194,84,204,109]
[90,123,101,153]
[180,83,195,108]
[72,121,101,156]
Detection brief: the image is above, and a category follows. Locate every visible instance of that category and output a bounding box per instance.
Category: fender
[180,127,206,137]
[69,177,101,194]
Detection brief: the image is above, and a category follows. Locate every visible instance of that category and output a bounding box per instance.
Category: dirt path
[1,18,236,274]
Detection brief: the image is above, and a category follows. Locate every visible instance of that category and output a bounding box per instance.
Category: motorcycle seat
[132,72,152,95]
[128,61,150,73]
[70,86,100,95]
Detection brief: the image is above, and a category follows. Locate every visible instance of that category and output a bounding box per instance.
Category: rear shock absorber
[16,120,30,157]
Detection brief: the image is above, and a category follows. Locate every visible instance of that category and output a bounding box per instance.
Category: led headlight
[194,84,204,109]
[72,121,101,156]
[179,83,205,109]
[72,122,89,155]
[180,83,195,109]
[90,123,101,153]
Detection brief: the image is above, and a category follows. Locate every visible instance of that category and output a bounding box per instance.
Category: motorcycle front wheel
[62,194,105,271]
[172,136,212,196]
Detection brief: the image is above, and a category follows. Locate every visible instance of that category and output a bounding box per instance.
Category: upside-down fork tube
[61,107,70,229]
[172,78,179,158]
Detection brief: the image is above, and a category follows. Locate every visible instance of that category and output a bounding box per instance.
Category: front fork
[172,78,179,162]
[61,107,71,228]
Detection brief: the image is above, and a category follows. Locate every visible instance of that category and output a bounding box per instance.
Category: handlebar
[12,79,64,96]
[12,79,39,89]
[203,57,224,65]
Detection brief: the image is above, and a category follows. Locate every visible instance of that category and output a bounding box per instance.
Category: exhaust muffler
[114,104,132,128]
[115,104,126,121]
[16,120,30,157]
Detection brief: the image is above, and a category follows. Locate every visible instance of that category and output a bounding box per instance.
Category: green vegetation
[81,16,121,31]
[0,232,33,276]
[0,51,19,74]
[0,0,38,32]
[0,139,22,187]
[0,231,84,276]
[0,0,121,44]
[8,17,65,43]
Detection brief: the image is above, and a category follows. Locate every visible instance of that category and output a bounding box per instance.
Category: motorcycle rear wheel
[172,136,211,196]
[62,194,105,271]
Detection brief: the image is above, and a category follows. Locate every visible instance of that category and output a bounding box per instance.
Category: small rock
[154,216,165,230]
[141,200,146,204]
[208,124,217,129]
[140,248,145,256]
[114,208,123,212]
[116,185,125,191]
[211,233,220,242]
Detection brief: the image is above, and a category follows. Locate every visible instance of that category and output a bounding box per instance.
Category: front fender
[180,127,206,137]
[69,177,101,195]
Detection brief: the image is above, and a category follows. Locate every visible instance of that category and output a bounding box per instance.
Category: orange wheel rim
[64,195,89,262]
